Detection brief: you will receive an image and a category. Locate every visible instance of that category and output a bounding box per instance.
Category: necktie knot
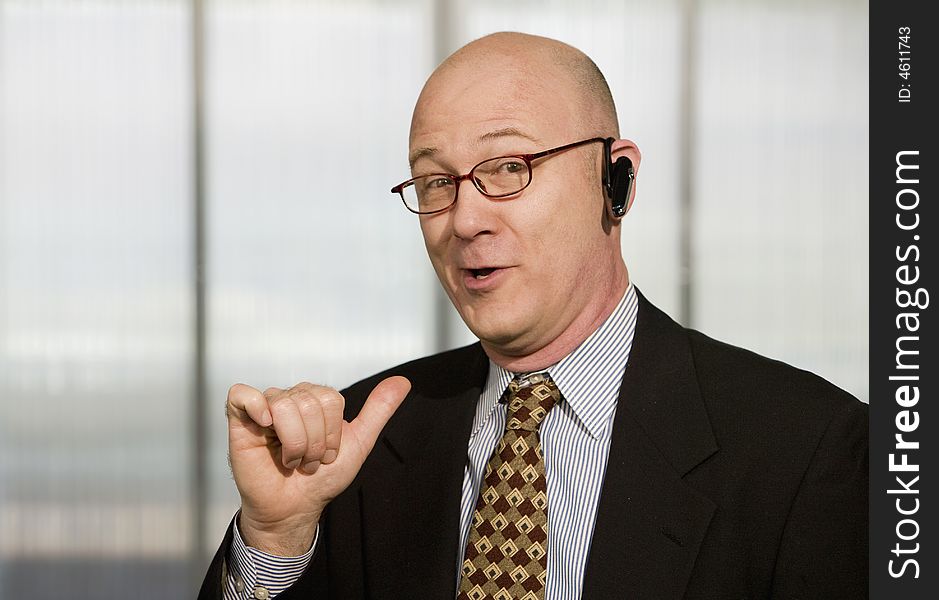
[505,373,560,432]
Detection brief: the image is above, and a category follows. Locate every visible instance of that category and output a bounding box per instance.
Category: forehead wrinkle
[409,127,541,170]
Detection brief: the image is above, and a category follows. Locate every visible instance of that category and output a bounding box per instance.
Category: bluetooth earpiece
[609,156,634,218]
[602,138,635,219]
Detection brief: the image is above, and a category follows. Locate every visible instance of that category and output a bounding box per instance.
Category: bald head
[412,32,619,143]
[404,32,637,371]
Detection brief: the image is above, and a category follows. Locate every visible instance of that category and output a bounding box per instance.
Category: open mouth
[469,268,497,279]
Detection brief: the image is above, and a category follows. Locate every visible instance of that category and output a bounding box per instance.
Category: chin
[446,275,538,345]
[461,306,532,350]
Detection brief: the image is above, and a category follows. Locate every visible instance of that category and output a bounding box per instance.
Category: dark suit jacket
[199,291,868,599]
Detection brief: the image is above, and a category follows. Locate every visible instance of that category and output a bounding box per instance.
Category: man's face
[409,60,624,361]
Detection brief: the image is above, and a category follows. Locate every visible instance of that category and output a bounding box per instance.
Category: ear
[609,139,641,215]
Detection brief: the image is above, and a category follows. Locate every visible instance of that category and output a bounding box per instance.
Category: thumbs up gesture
[226,376,411,555]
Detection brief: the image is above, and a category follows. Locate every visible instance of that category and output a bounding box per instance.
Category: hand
[226,376,411,555]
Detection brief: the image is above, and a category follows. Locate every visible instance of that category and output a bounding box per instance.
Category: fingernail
[301,461,320,474]
[261,410,272,426]
[322,449,338,464]
[285,458,301,470]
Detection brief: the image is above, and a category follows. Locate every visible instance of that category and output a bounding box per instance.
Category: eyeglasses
[391,137,608,215]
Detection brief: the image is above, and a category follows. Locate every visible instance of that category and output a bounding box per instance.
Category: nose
[449,176,498,240]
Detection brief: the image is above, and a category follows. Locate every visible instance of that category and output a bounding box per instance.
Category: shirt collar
[472,283,639,439]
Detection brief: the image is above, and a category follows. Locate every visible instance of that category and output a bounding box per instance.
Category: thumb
[348,375,411,450]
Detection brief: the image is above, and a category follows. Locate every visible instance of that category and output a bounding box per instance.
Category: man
[200,32,867,599]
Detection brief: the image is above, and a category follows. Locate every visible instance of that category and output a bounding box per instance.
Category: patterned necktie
[458,373,560,600]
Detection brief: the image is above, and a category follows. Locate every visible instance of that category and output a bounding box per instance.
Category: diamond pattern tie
[458,373,560,600]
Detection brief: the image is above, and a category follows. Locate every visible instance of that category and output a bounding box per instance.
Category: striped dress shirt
[225,284,638,599]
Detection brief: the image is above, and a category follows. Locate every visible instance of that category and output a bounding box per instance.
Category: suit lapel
[582,292,719,600]
[359,344,487,598]
[354,292,718,598]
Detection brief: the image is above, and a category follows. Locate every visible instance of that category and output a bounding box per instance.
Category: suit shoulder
[679,327,866,481]
[684,327,866,421]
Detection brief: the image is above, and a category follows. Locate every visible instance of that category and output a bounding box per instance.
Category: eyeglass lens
[401,156,532,213]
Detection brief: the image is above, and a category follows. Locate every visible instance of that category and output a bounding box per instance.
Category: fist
[226,376,411,554]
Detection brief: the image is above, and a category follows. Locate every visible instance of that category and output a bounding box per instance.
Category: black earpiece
[602,138,634,219]
[609,156,634,218]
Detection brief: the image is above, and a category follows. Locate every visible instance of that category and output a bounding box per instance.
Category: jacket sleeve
[197,515,329,600]
[197,516,235,600]
[770,399,869,599]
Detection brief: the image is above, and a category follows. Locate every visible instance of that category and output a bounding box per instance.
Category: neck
[482,263,630,373]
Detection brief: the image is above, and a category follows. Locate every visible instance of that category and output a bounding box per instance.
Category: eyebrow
[408,127,542,169]
[408,146,437,170]
[479,127,541,145]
